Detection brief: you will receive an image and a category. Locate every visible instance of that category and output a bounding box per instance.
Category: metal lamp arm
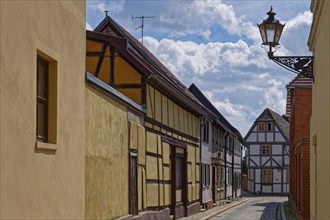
[270,56,314,79]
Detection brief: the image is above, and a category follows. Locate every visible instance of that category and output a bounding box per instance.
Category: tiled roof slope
[286,75,313,118]
[189,83,243,141]
[94,15,206,112]
[256,108,289,141]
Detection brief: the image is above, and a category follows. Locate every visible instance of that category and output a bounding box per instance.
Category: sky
[86,0,312,136]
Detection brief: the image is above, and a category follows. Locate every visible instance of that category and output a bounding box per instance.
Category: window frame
[267,122,273,131]
[206,164,210,187]
[261,145,271,155]
[203,121,209,143]
[258,122,265,131]
[36,56,49,142]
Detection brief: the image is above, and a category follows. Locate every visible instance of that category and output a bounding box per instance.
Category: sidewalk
[180,198,248,220]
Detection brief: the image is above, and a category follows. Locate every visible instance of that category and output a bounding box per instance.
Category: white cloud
[86,0,311,136]
[86,22,93,31]
[87,0,125,15]
[158,0,260,42]
[280,11,313,55]
[143,36,269,80]
[213,98,243,117]
[143,36,289,136]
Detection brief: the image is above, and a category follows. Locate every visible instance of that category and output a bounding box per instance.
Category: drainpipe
[232,138,234,198]
[224,132,229,199]
[199,116,206,205]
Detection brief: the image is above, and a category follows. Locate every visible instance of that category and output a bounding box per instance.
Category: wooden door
[129,153,138,215]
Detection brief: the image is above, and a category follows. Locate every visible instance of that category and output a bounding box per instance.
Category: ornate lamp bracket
[271,56,314,79]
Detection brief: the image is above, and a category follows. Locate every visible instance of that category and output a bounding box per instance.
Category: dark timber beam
[109,46,115,85]
[113,83,143,89]
[94,44,107,77]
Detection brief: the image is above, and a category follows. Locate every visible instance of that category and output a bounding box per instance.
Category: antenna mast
[132,15,155,44]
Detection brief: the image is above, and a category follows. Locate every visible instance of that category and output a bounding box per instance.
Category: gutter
[224,132,229,199]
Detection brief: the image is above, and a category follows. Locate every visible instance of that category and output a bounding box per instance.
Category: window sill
[35,141,57,151]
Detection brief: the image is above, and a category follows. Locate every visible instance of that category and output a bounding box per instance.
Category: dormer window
[258,122,265,131]
[267,122,273,131]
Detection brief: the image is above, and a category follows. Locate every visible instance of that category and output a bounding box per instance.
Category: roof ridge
[93,15,207,112]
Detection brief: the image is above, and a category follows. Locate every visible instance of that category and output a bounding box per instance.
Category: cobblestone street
[210,194,288,220]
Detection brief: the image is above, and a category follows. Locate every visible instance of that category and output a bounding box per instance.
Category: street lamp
[258,6,313,78]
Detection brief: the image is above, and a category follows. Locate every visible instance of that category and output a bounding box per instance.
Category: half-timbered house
[245,108,289,194]
[85,14,205,220]
[189,84,225,209]
[189,84,242,203]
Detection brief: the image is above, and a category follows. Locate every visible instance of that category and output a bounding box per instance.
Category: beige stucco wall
[308,1,330,219]
[85,85,129,219]
[0,1,86,219]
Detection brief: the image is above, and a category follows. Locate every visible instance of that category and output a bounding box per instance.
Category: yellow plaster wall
[146,156,158,180]
[309,1,330,219]
[85,86,129,219]
[147,131,158,154]
[146,85,199,139]
[86,42,142,104]
[117,88,141,105]
[0,1,85,219]
[138,125,146,165]
[114,57,141,84]
[147,184,159,207]
[144,84,201,208]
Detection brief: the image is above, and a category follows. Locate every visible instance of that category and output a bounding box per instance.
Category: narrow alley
[211,193,287,220]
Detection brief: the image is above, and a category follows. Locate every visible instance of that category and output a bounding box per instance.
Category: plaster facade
[308,1,330,219]
[0,1,86,219]
[85,85,130,219]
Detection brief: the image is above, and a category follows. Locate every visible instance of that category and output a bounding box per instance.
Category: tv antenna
[132,15,155,44]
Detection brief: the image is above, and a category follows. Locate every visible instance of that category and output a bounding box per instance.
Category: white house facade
[245,108,289,194]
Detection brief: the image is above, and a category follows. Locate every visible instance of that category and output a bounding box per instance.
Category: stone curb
[200,199,248,220]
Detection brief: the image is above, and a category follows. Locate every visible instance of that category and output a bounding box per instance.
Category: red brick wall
[289,86,312,220]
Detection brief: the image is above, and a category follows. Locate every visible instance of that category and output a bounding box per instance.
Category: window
[217,166,224,190]
[217,167,221,189]
[258,122,265,131]
[262,169,272,184]
[202,164,205,186]
[37,56,49,141]
[228,168,232,185]
[206,164,210,186]
[203,121,209,142]
[261,145,271,155]
[267,122,273,131]
[36,51,57,145]
[202,163,210,187]
[176,157,183,189]
[229,138,234,155]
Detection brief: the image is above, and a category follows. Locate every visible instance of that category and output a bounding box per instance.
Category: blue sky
[86,0,312,136]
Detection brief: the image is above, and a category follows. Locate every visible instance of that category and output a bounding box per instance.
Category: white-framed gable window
[203,121,209,143]
[267,122,273,131]
[258,122,265,131]
[261,145,271,155]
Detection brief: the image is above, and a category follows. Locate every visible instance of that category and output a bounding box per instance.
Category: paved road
[210,195,288,220]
